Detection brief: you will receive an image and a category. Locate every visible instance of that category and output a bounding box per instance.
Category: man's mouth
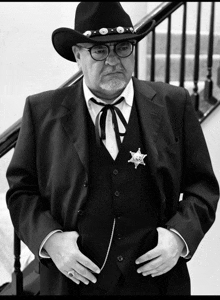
[102,68,124,76]
[104,71,123,76]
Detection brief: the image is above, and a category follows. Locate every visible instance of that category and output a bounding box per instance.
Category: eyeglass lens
[91,42,133,61]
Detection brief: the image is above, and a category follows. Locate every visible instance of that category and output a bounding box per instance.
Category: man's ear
[72,46,81,69]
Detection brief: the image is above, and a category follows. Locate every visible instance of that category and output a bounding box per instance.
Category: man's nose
[105,47,120,65]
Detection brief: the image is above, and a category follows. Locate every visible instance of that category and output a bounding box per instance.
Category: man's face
[72,41,135,100]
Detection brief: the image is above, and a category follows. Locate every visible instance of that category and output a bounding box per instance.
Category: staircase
[146,30,220,114]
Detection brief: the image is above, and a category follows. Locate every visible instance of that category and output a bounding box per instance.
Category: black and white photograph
[0,2,220,296]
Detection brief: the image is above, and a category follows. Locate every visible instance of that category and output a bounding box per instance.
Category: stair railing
[191,2,203,118]
[143,1,220,122]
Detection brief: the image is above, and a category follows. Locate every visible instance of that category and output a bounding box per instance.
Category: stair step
[169,80,220,96]
[168,81,205,93]
[146,54,220,81]
[168,81,220,115]
[146,31,220,55]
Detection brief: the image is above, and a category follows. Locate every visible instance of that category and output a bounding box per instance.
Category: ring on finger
[68,270,76,278]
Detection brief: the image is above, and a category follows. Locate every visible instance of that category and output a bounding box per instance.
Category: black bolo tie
[90,97,128,149]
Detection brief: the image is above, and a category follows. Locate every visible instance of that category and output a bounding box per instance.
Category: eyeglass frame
[78,40,136,61]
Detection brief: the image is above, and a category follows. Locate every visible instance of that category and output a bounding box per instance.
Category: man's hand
[135,227,185,277]
[44,231,100,285]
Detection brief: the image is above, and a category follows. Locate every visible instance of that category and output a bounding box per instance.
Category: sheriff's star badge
[128,148,147,169]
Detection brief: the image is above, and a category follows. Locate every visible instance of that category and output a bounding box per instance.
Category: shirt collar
[83,77,134,107]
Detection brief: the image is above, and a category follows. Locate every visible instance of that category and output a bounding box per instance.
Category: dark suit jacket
[6,77,219,294]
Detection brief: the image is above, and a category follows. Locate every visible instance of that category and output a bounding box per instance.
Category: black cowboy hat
[52,2,155,62]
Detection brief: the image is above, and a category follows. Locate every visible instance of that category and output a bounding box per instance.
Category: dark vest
[77,100,162,294]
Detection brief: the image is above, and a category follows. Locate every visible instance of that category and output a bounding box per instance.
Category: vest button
[114,191,120,197]
[78,210,84,216]
[116,233,122,240]
[117,255,124,262]
[113,169,118,175]
[83,181,88,187]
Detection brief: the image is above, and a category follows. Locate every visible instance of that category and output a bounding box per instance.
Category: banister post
[10,231,23,295]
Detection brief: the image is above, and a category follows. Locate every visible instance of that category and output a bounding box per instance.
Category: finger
[150,265,171,277]
[68,269,90,285]
[135,246,161,265]
[74,234,100,274]
[76,252,100,275]
[65,271,80,285]
[137,255,163,274]
[74,262,97,284]
[141,262,167,276]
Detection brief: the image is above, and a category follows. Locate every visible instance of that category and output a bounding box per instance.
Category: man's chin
[100,79,126,93]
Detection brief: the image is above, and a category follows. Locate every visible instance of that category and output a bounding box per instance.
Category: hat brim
[52,20,155,62]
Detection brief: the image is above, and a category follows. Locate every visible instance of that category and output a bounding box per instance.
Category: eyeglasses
[80,41,136,61]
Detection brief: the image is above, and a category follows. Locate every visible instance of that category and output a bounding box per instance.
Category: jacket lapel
[133,78,163,177]
[60,79,89,175]
[133,79,167,220]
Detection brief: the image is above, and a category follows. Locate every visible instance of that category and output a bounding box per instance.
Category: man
[6,2,219,296]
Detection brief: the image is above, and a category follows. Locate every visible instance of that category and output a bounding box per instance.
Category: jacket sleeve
[165,89,219,258]
[6,97,63,260]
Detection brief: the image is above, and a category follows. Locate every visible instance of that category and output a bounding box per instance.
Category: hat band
[83,26,135,38]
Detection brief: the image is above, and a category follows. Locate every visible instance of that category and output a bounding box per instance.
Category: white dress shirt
[84,78,133,159]
[39,78,189,258]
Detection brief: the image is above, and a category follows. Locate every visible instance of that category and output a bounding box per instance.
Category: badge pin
[128,148,147,169]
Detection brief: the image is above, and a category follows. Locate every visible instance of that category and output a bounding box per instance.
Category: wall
[188,105,220,295]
